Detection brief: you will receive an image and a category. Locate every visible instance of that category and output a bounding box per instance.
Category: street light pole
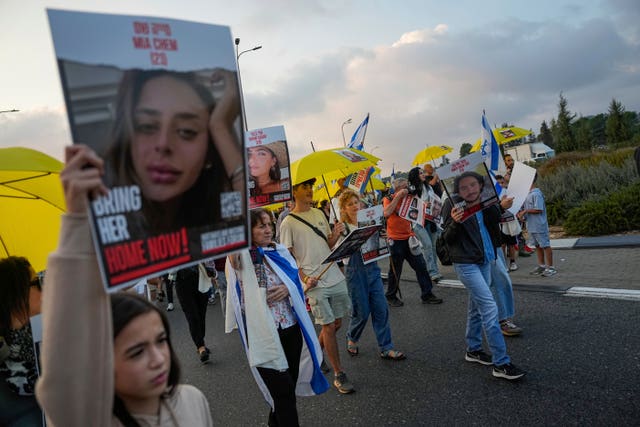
[235,38,262,131]
[341,118,352,147]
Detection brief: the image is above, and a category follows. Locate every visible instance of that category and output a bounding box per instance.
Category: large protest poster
[48,10,248,291]
[357,205,390,264]
[321,225,380,264]
[436,151,499,222]
[246,126,291,208]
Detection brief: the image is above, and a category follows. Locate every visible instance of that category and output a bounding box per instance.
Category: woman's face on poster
[248,147,276,180]
[131,75,210,203]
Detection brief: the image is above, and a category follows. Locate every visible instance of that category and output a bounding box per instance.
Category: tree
[605,98,630,146]
[574,116,592,150]
[459,143,472,158]
[538,120,553,147]
[554,92,576,152]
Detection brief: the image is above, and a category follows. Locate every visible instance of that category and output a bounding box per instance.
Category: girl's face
[114,311,170,413]
[342,195,360,222]
[252,213,273,247]
[131,75,210,203]
[248,147,276,179]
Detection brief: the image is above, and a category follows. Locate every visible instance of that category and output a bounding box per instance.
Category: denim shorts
[306,280,351,325]
[528,231,550,248]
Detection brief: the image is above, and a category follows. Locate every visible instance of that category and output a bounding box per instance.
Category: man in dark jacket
[441,171,525,381]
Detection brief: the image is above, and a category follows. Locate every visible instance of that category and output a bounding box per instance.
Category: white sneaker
[167,303,174,311]
[509,261,518,271]
[542,267,557,277]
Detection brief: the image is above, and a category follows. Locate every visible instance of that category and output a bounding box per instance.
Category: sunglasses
[30,277,42,290]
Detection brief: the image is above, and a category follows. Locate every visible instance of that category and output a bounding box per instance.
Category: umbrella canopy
[411,145,453,166]
[0,147,65,272]
[289,148,380,186]
[470,126,532,152]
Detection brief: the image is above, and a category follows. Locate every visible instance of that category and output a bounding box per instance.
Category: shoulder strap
[288,213,328,242]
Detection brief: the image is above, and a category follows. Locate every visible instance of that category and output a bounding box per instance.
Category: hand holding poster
[48,10,249,290]
[246,126,292,208]
[356,205,390,263]
[436,151,499,222]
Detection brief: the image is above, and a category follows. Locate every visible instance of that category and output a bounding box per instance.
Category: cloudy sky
[1,0,639,175]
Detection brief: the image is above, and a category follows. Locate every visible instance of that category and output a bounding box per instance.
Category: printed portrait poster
[346,166,375,194]
[436,151,499,222]
[246,126,292,208]
[357,205,390,264]
[396,194,425,225]
[322,225,380,264]
[48,10,249,291]
[424,192,443,225]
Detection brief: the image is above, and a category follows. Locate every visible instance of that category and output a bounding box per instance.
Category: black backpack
[436,233,452,266]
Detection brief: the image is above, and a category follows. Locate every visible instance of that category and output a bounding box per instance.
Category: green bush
[564,182,640,236]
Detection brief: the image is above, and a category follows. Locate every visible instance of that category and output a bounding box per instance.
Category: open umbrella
[470,126,532,152]
[0,147,65,272]
[411,145,453,166]
[289,147,380,186]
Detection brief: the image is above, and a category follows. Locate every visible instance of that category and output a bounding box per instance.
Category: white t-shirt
[280,208,345,288]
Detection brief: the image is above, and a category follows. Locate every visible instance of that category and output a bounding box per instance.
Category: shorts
[528,231,550,248]
[500,231,517,246]
[306,280,351,326]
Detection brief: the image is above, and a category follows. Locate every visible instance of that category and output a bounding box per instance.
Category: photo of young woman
[248,140,290,207]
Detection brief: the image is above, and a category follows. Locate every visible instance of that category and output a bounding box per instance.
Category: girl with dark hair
[0,256,43,426]
[225,208,328,426]
[36,145,213,426]
[407,167,443,282]
[104,68,244,232]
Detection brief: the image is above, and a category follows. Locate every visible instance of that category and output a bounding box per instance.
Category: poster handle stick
[316,261,334,280]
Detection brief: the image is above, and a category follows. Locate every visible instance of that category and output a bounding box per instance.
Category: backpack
[436,233,452,266]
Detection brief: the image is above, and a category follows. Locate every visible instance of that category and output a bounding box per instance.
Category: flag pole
[359,112,370,150]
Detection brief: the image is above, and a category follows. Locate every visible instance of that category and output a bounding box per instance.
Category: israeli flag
[347,113,370,151]
[480,112,506,173]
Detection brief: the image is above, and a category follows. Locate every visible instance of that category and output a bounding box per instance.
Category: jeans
[386,238,434,300]
[413,223,440,277]
[490,251,515,321]
[345,255,393,352]
[453,261,510,366]
[175,267,209,349]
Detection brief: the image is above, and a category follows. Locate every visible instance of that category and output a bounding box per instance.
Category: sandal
[380,349,406,360]
[347,341,359,357]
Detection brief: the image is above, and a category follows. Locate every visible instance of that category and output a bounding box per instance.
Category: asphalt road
[166,275,640,426]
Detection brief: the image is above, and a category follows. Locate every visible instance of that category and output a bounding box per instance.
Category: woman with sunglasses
[0,256,43,426]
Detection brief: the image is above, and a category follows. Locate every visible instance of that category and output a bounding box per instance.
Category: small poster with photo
[357,205,390,264]
[346,166,375,194]
[334,149,368,163]
[246,126,292,208]
[424,192,443,224]
[396,194,425,225]
[321,225,380,264]
[436,151,499,222]
[48,9,249,291]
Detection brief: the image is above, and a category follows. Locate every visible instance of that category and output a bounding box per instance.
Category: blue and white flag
[347,113,370,151]
[480,112,506,173]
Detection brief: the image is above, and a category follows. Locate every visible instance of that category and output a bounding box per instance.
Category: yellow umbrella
[470,126,532,152]
[0,147,65,272]
[411,145,453,166]
[289,147,380,186]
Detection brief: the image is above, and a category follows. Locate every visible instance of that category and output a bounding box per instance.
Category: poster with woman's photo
[356,205,390,264]
[436,151,499,222]
[246,126,292,208]
[396,194,425,225]
[48,10,248,291]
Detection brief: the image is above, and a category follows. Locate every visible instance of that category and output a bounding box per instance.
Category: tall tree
[574,116,592,150]
[538,120,553,147]
[459,143,472,158]
[605,98,630,145]
[554,92,576,152]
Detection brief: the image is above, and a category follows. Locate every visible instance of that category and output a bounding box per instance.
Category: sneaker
[166,302,174,311]
[492,363,526,380]
[208,295,217,305]
[500,320,523,336]
[157,290,164,302]
[542,267,557,277]
[523,245,535,253]
[430,274,443,283]
[387,297,404,307]
[465,350,492,366]
[509,261,518,272]
[333,372,355,394]
[198,347,211,364]
[421,293,443,304]
[518,250,532,257]
[529,266,546,275]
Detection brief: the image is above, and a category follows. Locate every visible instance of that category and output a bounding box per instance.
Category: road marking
[564,287,640,301]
